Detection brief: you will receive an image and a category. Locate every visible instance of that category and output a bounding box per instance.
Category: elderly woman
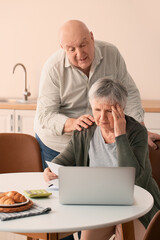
[44,78,160,240]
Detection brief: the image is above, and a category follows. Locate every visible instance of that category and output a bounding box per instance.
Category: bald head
[59,20,91,46]
[59,20,95,76]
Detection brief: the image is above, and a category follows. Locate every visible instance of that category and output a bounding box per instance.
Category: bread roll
[0,193,5,198]
[0,195,15,205]
[6,191,27,203]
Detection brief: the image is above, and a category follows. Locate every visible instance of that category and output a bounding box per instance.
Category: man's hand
[43,167,58,182]
[148,131,160,150]
[112,104,126,137]
[63,114,94,133]
[141,122,160,150]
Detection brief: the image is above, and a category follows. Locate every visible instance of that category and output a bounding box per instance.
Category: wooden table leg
[121,221,135,240]
[47,233,58,240]
[27,237,38,240]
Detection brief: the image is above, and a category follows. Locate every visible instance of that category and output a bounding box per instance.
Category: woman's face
[91,98,114,131]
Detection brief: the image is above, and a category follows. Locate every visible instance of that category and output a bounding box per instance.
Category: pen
[48,184,54,187]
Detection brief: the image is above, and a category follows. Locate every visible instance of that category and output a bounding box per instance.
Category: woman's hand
[43,167,58,182]
[112,104,126,137]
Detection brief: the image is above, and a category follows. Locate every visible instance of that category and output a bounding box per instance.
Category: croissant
[0,195,15,205]
[6,191,27,203]
[0,193,5,198]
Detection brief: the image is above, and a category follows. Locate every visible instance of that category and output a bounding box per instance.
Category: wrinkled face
[61,32,95,74]
[91,98,114,131]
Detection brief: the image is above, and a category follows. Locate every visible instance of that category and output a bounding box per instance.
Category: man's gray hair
[89,78,128,108]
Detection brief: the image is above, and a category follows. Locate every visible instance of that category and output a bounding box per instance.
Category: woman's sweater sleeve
[115,123,150,185]
[52,140,76,166]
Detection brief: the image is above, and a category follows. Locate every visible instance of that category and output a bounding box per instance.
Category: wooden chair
[0,133,73,240]
[0,133,43,173]
[143,210,160,240]
[122,140,160,240]
[149,140,160,189]
[0,133,52,240]
[0,133,43,240]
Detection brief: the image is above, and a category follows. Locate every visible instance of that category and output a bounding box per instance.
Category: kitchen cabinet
[142,100,160,134]
[144,112,160,134]
[0,109,36,136]
[0,109,14,133]
[142,100,160,135]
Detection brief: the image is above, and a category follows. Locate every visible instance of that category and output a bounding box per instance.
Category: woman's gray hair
[89,78,128,108]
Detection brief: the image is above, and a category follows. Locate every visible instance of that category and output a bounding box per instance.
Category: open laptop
[59,167,135,205]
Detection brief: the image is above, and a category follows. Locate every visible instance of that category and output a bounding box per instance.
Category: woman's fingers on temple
[116,104,124,117]
[111,106,118,119]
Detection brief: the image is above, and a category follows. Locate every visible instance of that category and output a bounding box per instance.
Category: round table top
[0,172,154,233]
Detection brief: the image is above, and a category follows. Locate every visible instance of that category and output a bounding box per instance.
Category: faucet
[13,63,31,101]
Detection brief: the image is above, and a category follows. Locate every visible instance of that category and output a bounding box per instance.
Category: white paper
[46,161,62,176]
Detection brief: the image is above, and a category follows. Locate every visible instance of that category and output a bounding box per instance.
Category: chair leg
[27,237,39,240]
[121,221,135,240]
[47,233,58,240]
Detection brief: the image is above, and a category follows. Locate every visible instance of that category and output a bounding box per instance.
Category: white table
[0,172,154,240]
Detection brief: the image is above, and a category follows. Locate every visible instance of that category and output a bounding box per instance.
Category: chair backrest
[143,210,160,240]
[149,140,160,189]
[0,133,43,173]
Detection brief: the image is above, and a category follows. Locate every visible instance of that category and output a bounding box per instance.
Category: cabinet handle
[18,115,21,132]
[10,114,14,132]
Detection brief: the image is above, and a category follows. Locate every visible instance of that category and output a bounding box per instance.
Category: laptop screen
[59,167,135,205]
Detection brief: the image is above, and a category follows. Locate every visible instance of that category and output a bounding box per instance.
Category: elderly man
[34,19,160,171]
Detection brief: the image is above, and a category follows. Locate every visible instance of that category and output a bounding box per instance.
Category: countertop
[0,100,160,112]
[142,100,160,112]
[0,101,37,110]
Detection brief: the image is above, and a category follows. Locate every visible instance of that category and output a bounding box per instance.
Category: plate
[0,193,29,207]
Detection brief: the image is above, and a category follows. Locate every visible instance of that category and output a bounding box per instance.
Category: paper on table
[47,178,59,190]
[46,161,62,176]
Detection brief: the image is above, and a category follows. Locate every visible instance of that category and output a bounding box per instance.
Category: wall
[0,0,160,100]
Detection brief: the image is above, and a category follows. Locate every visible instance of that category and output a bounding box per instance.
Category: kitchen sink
[0,98,37,104]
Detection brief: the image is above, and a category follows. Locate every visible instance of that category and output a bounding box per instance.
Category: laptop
[59,167,135,205]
